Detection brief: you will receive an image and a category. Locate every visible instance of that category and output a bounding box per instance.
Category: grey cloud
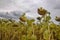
[0,0,13,8]
[0,0,60,10]
[54,2,60,9]
[0,11,24,20]
[0,0,18,11]
[54,6,60,9]
[40,0,60,10]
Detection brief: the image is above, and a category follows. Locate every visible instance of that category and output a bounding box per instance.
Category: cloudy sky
[0,0,60,23]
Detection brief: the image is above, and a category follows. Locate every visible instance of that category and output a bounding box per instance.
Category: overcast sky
[0,0,60,23]
[0,0,60,9]
[0,0,60,12]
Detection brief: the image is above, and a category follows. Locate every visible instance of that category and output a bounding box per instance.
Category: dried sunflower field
[0,7,60,40]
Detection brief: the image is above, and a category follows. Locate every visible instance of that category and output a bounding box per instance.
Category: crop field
[0,8,60,40]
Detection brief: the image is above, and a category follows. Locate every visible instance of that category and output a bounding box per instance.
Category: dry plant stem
[48,25,51,40]
[11,32,17,40]
[32,23,34,35]
[44,13,51,40]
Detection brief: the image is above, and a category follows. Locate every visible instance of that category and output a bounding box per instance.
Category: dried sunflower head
[19,16,26,22]
[37,7,47,15]
[55,16,60,22]
[19,13,27,22]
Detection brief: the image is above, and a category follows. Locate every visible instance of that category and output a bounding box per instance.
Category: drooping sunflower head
[19,13,27,22]
[37,7,47,15]
[55,16,60,22]
[19,16,27,22]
